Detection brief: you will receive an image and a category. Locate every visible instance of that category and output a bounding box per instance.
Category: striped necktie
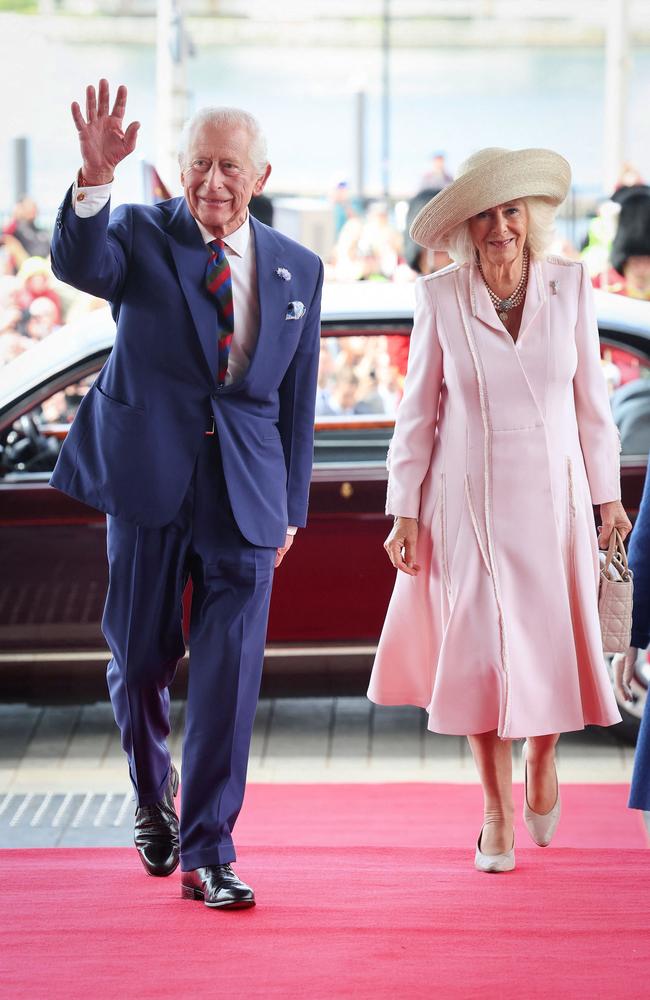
[205,239,234,385]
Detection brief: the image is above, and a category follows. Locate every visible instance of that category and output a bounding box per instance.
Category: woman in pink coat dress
[367,148,631,873]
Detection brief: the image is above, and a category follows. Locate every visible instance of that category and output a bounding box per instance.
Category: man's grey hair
[444,196,559,264]
[178,107,269,174]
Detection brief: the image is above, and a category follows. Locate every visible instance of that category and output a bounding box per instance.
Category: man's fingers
[86,84,97,122]
[111,84,128,120]
[71,102,86,131]
[123,121,140,155]
[97,78,110,117]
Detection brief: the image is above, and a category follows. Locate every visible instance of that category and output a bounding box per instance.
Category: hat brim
[409,148,571,251]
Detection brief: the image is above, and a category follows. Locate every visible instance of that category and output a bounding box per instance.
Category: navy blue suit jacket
[49,190,324,548]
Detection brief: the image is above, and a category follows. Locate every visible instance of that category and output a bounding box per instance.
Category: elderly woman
[368,148,631,873]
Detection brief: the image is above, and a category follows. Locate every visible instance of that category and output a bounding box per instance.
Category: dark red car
[1,283,650,739]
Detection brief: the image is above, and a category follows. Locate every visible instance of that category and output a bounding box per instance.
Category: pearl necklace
[478,248,529,323]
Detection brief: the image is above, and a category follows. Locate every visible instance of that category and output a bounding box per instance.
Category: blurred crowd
[3,160,650,433]
[0,195,101,368]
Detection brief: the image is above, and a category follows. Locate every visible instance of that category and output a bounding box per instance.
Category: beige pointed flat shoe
[522,740,561,847]
[474,827,515,873]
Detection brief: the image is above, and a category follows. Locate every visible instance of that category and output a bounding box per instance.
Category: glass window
[602,341,650,456]
[0,374,93,476]
[315,334,409,420]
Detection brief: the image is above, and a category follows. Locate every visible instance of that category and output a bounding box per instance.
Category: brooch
[276,267,291,281]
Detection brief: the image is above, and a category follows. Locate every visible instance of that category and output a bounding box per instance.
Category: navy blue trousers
[103,434,276,871]
[629,693,650,810]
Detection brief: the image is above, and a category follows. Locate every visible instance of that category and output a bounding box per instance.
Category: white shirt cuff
[286,526,298,536]
[72,177,113,218]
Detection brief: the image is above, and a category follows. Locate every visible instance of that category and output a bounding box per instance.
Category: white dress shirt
[71,178,297,536]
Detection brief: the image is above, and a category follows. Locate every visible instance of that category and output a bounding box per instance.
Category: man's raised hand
[71,79,140,185]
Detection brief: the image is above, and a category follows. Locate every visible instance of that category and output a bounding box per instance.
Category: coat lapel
[469,260,503,332]
[165,199,218,378]
[517,259,546,341]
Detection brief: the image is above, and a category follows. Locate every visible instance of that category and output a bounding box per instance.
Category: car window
[0,374,93,476]
[315,333,408,419]
[602,340,650,456]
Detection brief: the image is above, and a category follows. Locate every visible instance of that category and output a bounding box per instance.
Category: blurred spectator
[331,179,361,238]
[15,257,62,323]
[357,202,402,279]
[404,188,452,276]
[420,151,453,190]
[315,343,336,415]
[25,296,60,341]
[2,195,51,264]
[580,199,621,277]
[615,162,645,190]
[593,186,650,300]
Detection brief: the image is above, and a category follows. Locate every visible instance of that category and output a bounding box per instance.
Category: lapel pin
[276,267,291,281]
[550,280,559,295]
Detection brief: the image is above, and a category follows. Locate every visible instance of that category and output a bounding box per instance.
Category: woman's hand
[612,647,638,702]
[71,79,140,185]
[598,500,632,547]
[384,516,420,576]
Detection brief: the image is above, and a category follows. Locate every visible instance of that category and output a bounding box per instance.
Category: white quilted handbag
[598,528,633,654]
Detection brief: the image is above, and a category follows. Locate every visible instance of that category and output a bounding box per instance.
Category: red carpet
[2,784,649,999]
[235,782,649,849]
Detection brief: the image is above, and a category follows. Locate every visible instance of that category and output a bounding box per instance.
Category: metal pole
[355,89,366,202]
[603,0,630,193]
[12,137,29,201]
[381,0,390,201]
[156,0,190,194]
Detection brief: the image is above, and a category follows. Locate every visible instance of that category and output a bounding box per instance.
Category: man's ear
[253,163,272,196]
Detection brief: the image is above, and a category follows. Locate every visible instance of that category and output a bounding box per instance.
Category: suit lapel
[165,199,219,378]
[245,217,291,382]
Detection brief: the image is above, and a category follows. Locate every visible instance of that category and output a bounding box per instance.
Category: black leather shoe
[134,764,180,877]
[181,865,255,909]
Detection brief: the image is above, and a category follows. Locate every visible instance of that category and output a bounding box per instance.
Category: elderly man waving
[50,80,323,909]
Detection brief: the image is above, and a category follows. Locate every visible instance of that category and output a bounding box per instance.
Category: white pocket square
[286,301,306,320]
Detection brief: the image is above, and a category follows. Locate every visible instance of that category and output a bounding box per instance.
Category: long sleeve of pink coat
[385,277,443,518]
[573,261,621,504]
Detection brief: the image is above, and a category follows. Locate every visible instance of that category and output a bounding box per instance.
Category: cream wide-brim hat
[409,147,571,251]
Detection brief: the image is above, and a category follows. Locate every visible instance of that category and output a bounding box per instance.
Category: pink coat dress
[367,256,622,738]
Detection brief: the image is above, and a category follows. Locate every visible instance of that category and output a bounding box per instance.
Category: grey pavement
[0,697,637,848]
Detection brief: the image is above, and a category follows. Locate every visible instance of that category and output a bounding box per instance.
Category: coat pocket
[95,383,145,414]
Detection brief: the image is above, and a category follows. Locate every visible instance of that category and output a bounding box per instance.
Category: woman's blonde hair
[444,196,558,264]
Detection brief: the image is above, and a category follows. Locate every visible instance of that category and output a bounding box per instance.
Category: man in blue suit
[50,80,323,909]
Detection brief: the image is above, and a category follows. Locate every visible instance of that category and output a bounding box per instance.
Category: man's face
[181,122,271,238]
